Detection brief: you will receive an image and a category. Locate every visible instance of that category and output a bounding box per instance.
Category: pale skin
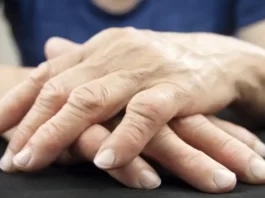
[1,7,265,193]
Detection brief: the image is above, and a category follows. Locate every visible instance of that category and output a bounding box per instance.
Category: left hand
[2,112,264,192]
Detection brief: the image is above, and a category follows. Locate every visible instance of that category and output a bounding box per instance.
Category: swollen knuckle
[39,80,67,103]
[127,99,161,127]
[68,85,108,119]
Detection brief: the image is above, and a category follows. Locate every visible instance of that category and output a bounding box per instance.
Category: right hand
[1,37,265,193]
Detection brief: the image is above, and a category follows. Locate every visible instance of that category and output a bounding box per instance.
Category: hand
[2,111,264,193]
[0,66,33,139]
[1,29,265,191]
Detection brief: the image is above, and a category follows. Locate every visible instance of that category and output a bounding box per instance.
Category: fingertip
[249,158,265,183]
[254,140,265,158]
[213,169,236,193]
[94,148,116,169]
[0,149,16,173]
[138,170,161,189]
[12,147,32,170]
[107,156,161,190]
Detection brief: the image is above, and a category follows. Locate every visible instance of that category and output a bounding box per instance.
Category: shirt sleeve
[236,0,265,30]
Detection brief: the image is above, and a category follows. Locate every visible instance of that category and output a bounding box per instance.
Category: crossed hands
[1,28,265,193]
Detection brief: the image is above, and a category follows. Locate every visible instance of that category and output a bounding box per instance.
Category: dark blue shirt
[3,0,265,66]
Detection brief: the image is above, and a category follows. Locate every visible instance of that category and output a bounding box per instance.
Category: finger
[0,29,114,135]
[170,115,265,184]
[0,50,86,172]
[0,29,125,172]
[11,72,142,171]
[70,124,161,189]
[208,116,265,157]
[45,37,81,59]
[0,48,85,135]
[56,113,125,165]
[144,126,236,193]
[94,84,180,169]
[4,66,101,172]
[1,126,16,142]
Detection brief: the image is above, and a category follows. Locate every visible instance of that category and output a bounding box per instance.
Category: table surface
[1,131,265,198]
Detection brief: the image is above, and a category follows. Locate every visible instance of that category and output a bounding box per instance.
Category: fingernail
[94,149,116,169]
[13,147,32,168]
[213,169,236,189]
[0,149,14,172]
[139,170,161,189]
[250,158,265,180]
[254,141,265,157]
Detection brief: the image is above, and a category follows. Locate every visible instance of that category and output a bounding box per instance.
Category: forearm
[0,65,32,97]
[238,20,265,49]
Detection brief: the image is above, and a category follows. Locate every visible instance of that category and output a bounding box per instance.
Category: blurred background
[0,4,19,65]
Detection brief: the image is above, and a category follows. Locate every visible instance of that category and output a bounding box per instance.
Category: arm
[235,0,265,47]
[238,19,265,48]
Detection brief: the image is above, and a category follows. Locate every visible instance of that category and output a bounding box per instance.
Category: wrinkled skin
[1,29,265,193]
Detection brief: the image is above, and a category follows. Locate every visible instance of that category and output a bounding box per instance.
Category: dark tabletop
[0,131,265,198]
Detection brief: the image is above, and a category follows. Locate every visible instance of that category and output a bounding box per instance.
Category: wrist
[231,52,265,127]
[235,52,265,101]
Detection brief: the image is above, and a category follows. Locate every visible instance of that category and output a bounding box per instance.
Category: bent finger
[95,84,181,169]
[0,48,85,135]
[72,124,161,189]
[11,72,141,171]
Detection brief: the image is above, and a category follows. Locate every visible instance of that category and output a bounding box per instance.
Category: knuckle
[36,121,65,152]
[8,123,34,153]
[183,151,205,167]
[28,62,50,87]
[127,96,163,126]
[15,123,35,143]
[219,138,239,156]
[178,115,209,132]
[68,85,108,120]
[147,128,173,152]
[122,116,150,148]
[37,80,67,108]
[153,127,173,143]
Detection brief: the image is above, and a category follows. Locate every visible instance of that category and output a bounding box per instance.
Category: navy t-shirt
[3,0,265,66]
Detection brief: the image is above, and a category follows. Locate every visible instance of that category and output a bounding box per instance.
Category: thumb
[44,37,81,59]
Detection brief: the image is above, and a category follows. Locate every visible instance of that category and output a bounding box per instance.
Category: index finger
[0,49,84,134]
[0,49,85,172]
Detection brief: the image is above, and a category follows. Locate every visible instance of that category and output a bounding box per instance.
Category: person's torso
[5,0,236,66]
